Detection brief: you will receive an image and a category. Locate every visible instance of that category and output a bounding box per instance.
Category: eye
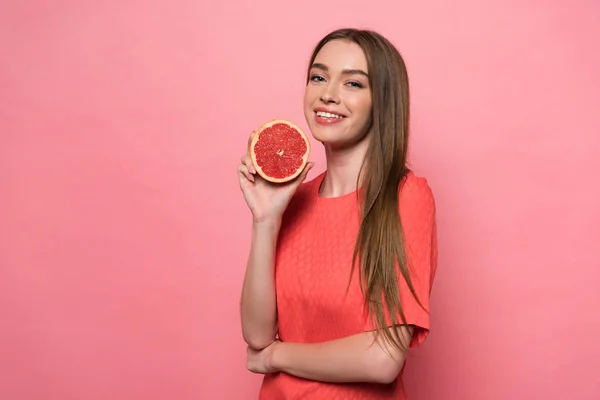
[310,74,325,82]
[346,81,364,88]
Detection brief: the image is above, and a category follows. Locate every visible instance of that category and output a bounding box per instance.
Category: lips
[314,107,347,118]
[316,111,344,119]
[313,107,346,125]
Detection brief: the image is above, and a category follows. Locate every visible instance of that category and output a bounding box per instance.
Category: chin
[310,132,349,149]
[308,129,325,144]
[307,124,334,143]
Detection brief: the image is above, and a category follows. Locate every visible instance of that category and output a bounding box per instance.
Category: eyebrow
[310,63,369,77]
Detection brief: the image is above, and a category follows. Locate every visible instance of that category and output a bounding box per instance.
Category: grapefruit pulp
[249,119,311,183]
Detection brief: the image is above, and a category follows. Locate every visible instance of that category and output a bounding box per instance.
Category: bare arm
[240,220,280,350]
[269,326,414,384]
[237,138,314,350]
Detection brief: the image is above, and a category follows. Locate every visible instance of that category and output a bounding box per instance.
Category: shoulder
[399,171,435,213]
[398,171,436,238]
[398,172,438,277]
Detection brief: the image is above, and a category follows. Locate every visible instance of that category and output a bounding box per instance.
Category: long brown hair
[306,28,424,353]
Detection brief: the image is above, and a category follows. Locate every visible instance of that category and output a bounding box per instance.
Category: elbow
[372,352,406,384]
[368,326,412,384]
[243,332,275,350]
[377,369,401,385]
[245,337,272,350]
[241,321,278,350]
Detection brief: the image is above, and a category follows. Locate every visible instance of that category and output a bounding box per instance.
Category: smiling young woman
[237,28,438,399]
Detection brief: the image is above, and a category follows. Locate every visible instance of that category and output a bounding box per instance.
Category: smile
[314,109,346,125]
[315,111,345,119]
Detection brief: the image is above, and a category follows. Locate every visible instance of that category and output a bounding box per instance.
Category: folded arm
[270,325,414,384]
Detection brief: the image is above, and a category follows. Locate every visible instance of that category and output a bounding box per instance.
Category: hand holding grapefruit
[238,119,313,224]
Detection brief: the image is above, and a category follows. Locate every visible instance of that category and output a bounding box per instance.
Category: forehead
[313,40,368,73]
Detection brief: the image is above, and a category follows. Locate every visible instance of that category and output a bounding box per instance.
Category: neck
[319,137,370,198]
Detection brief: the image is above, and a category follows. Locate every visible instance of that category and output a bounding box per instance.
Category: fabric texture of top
[258,170,438,399]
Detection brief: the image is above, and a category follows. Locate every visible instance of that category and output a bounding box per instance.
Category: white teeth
[316,111,343,119]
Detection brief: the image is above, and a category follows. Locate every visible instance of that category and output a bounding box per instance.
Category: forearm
[240,220,280,349]
[271,329,410,384]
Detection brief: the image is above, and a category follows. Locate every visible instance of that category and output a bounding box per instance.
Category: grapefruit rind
[248,119,311,184]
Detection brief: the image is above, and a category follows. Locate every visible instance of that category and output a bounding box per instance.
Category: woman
[237,28,438,399]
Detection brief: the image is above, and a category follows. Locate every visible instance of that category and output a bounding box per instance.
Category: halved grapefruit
[249,119,311,183]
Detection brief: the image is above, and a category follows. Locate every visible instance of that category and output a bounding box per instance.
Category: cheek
[303,88,320,117]
[303,91,310,107]
[352,96,372,123]
[303,90,312,111]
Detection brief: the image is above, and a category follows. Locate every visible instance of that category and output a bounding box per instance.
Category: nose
[320,83,340,104]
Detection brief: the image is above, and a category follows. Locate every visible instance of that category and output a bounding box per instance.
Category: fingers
[303,162,315,179]
[239,130,257,184]
[240,154,256,174]
[248,130,256,148]
[238,149,259,184]
[295,161,315,185]
[238,162,255,183]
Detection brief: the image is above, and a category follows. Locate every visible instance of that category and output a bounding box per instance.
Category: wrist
[252,217,282,231]
[269,341,284,372]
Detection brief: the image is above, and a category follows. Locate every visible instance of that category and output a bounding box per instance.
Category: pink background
[1,1,599,399]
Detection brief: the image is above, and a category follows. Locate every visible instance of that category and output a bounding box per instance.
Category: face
[303,39,373,149]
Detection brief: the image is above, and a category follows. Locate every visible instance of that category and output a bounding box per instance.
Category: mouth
[314,110,346,120]
[313,109,346,126]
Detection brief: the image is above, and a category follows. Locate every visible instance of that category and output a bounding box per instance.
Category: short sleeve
[400,175,438,347]
[363,173,438,348]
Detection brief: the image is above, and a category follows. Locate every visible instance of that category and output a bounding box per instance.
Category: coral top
[259,171,438,400]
